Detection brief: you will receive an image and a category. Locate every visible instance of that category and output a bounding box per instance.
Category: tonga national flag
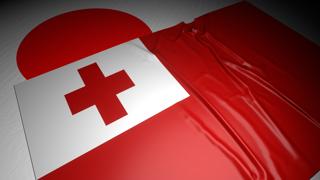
[15,2,320,180]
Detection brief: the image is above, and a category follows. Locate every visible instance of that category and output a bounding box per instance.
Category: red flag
[15,2,320,179]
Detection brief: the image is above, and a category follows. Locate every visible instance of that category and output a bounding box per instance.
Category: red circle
[17,9,151,79]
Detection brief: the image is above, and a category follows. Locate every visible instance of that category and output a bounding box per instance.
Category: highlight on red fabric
[142,2,320,179]
[40,2,320,180]
[16,9,151,79]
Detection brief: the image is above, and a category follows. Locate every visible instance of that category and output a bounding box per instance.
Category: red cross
[65,63,134,125]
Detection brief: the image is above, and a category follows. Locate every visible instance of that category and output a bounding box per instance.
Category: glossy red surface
[39,2,320,179]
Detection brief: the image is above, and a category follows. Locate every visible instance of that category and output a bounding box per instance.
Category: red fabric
[142,2,320,179]
[42,2,320,179]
